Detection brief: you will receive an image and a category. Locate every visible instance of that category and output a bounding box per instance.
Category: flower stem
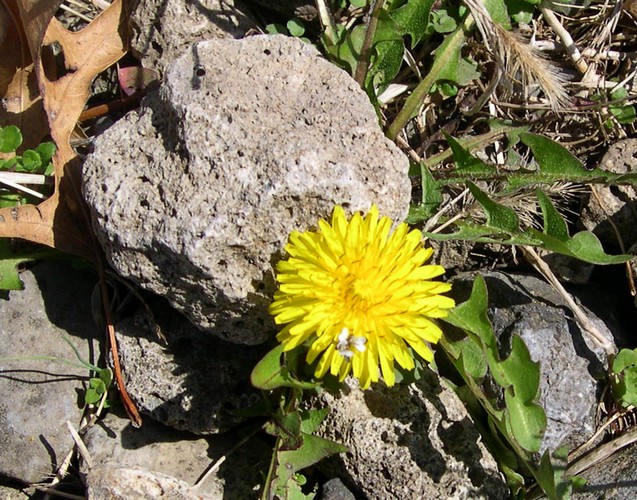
[354,0,386,87]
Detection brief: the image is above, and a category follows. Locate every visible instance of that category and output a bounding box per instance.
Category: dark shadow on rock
[30,260,99,340]
[566,265,637,350]
[110,290,270,435]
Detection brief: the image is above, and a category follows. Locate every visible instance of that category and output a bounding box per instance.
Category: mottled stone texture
[112,301,265,434]
[130,0,256,75]
[86,466,205,500]
[82,411,270,498]
[314,371,508,499]
[452,271,612,453]
[83,35,411,345]
[0,262,98,483]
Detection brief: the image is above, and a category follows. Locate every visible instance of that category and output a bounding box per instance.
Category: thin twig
[193,426,261,489]
[521,246,615,356]
[66,420,94,469]
[424,187,470,233]
[315,0,337,45]
[0,177,47,199]
[567,426,637,477]
[0,171,53,185]
[540,6,588,74]
[568,408,626,463]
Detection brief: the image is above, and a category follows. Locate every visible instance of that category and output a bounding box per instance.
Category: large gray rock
[452,271,613,453]
[0,261,98,483]
[112,300,265,434]
[82,411,270,498]
[314,371,509,499]
[83,35,411,345]
[130,0,256,75]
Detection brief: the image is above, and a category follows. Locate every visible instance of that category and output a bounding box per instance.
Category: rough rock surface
[82,411,270,498]
[314,371,509,499]
[580,138,637,251]
[576,440,637,499]
[0,485,29,499]
[83,35,411,345]
[452,271,613,452]
[113,300,266,434]
[0,262,98,483]
[130,0,255,75]
[86,465,206,499]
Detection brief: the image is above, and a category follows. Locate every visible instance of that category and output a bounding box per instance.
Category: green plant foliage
[441,276,574,498]
[251,345,347,498]
[251,345,319,391]
[0,125,22,153]
[0,240,57,290]
[411,132,632,264]
[85,368,113,406]
[273,431,348,498]
[608,87,636,125]
[323,0,462,97]
[610,348,637,408]
[505,0,539,23]
[0,125,55,175]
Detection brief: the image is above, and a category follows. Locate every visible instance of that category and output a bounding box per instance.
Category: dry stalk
[521,246,616,356]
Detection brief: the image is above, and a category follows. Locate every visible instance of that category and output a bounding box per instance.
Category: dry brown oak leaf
[0,0,129,260]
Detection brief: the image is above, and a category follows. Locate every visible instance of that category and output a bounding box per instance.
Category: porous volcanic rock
[82,35,411,345]
[314,371,509,499]
[130,0,256,75]
[111,300,265,434]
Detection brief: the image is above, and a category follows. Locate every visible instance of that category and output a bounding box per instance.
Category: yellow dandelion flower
[269,205,455,389]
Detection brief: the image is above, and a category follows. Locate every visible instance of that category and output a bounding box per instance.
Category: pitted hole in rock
[194,65,206,77]
[140,199,150,209]
[263,49,271,55]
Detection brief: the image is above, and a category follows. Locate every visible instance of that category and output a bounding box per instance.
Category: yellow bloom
[269,205,455,389]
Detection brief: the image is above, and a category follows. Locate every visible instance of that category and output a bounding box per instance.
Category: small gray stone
[83,35,411,345]
[0,261,98,483]
[82,411,269,498]
[113,302,265,434]
[320,477,356,500]
[130,0,256,75]
[314,371,508,499]
[86,465,206,499]
[452,271,613,453]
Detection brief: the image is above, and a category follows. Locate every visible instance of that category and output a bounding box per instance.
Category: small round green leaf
[0,125,22,153]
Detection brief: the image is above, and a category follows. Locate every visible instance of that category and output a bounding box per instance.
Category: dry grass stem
[522,246,616,356]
